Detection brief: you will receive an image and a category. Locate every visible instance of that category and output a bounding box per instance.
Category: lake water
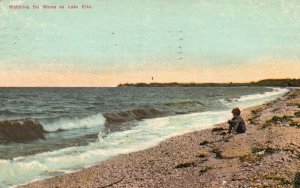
[0,87,288,187]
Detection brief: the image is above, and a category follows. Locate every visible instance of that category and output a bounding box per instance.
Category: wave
[0,109,19,115]
[42,113,105,132]
[0,107,161,141]
[1,88,288,139]
[0,119,46,143]
[236,88,289,102]
[219,88,289,105]
[218,98,235,105]
[165,101,204,108]
[1,110,231,188]
[103,107,162,123]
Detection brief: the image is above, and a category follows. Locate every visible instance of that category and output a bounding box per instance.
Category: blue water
[0,87,288,187]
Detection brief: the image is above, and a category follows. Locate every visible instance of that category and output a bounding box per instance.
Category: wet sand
[19,89,300,188]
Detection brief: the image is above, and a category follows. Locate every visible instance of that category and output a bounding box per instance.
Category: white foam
[42,113,105,132]
[220,88,289,108]
[236,88,288,102]
[0,159,9,165]
[0,110,230,188]
[0,160,48,188]
[218,98,230,105]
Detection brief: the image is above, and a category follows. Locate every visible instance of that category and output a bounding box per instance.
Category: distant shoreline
[118,78,300,87]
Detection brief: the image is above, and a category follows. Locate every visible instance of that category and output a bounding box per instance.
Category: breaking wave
[103,107,162,123]
[219,88,289,105]
[42,113,106,132]
[1,110,231,188]
[236,88,289,102]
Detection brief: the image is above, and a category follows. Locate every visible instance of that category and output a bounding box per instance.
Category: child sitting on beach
[227,108,246,134]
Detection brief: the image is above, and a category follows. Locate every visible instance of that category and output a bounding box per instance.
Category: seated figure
[228,108,246,134]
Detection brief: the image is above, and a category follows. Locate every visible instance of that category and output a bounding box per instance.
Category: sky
[0,0,299,86]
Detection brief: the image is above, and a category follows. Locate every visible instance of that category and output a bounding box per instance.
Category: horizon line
[0,78,299,88]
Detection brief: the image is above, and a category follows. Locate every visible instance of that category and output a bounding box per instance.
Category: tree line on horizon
[118,79,300,87]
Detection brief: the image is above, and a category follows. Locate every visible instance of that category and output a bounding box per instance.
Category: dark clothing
[228,116,246,134]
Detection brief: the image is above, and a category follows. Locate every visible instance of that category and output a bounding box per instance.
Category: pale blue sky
[0,0,299,86]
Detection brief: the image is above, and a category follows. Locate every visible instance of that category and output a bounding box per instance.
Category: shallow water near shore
[0,87,288,187]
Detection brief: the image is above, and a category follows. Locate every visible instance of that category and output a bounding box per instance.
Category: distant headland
[118,79,300,87]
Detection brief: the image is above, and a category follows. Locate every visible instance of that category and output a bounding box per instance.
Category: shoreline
[117,79,300,87]
[18,89,300,188]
